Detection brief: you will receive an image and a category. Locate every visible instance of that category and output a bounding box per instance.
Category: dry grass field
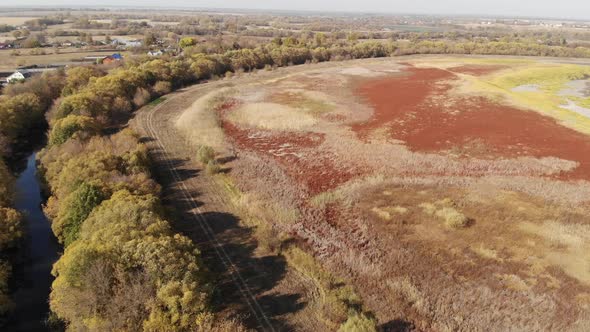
[0,48,130,71]
[0,16,37,25]
[174,57,590,331]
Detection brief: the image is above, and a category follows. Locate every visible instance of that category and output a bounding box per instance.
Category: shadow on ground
[381,319,416,332]
[147,142,303,331]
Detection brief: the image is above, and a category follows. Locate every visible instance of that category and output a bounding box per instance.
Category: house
[111,39,142,49]
[6,70,33,83]
[147,50,164,57]
[82,53,123,65]
[102,53,123,64]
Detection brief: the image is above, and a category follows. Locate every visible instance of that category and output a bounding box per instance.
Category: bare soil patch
[221,115,359,195]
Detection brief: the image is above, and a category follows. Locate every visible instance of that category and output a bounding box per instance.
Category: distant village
[0,36,175,87]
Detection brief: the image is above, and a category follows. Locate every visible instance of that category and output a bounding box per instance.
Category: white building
[147,50,164,57]
[6,71,31,83]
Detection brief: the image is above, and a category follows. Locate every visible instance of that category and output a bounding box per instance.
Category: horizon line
[1,5,590,22]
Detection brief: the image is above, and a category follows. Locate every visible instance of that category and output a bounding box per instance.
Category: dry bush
[228,152,303,226]
[205,160,221,174]
[133,87,152,108]
[252,220,284,254]
[197,145,216,164]
[371,207,391,220]
[152,81,172,96]
[338,312,377,332]
[435,207,469,228]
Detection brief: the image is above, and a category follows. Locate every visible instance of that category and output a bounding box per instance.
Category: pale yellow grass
[339,66,385,77]
[0,16,37,25]
[227,102,317,131]
[435,207,469,228]
[496,273,531,291]
[175,89,229,151]
[386,277,428,315]
[408,56,533,70]
[472,244,503,262]
[519,220,590,284]
[371,205,408,221]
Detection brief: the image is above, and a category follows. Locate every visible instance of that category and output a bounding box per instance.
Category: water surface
[7,153,59,332]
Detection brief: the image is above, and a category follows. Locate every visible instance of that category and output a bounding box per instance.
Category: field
[0,16,37,25]
[0,48,129,71]
[175,56,590,330]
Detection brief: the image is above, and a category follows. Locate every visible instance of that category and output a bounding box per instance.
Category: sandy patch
[512,84,541,92]
[339,67,384,77]
[559,79,590,98]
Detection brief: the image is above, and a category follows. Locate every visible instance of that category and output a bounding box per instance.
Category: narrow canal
[7,152,59,331]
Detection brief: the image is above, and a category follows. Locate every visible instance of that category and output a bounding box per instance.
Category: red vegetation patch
[222,120,359,194]
[448,64,508,76]
[354,66,590,180]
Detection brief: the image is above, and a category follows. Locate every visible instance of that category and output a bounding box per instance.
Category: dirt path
[132,81,330,331]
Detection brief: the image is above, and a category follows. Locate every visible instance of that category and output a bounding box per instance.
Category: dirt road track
[132,77,330,331]
[134,81,281,331]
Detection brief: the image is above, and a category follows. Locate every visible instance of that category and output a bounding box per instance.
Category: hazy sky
[5,0,590,20]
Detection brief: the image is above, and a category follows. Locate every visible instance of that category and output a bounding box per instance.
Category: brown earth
[220,111,361,195]
[354,65,590,181]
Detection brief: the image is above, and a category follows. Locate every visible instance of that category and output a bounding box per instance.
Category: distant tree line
[0,25,15,33]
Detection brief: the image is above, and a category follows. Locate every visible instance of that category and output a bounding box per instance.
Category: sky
[4,0,590,20]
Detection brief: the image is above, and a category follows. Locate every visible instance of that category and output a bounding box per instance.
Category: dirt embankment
[354,65,590,181]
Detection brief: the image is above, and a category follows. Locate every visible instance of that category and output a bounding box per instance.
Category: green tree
[55,183,105,246]
[48,115,99,146]
[179,37,197,49]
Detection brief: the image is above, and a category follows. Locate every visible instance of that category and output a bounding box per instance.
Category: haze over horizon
[3,0,590,21]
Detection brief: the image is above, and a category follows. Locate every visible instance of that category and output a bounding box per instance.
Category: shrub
[0,207,22,249]
[338,312,377,332]
[153,81,172,96]
[0,261,14,317]
[205,160,221,175]
[133,87,152,108]
[0,162,14,206]
[197,145,215,164]
[435,207,469,229]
